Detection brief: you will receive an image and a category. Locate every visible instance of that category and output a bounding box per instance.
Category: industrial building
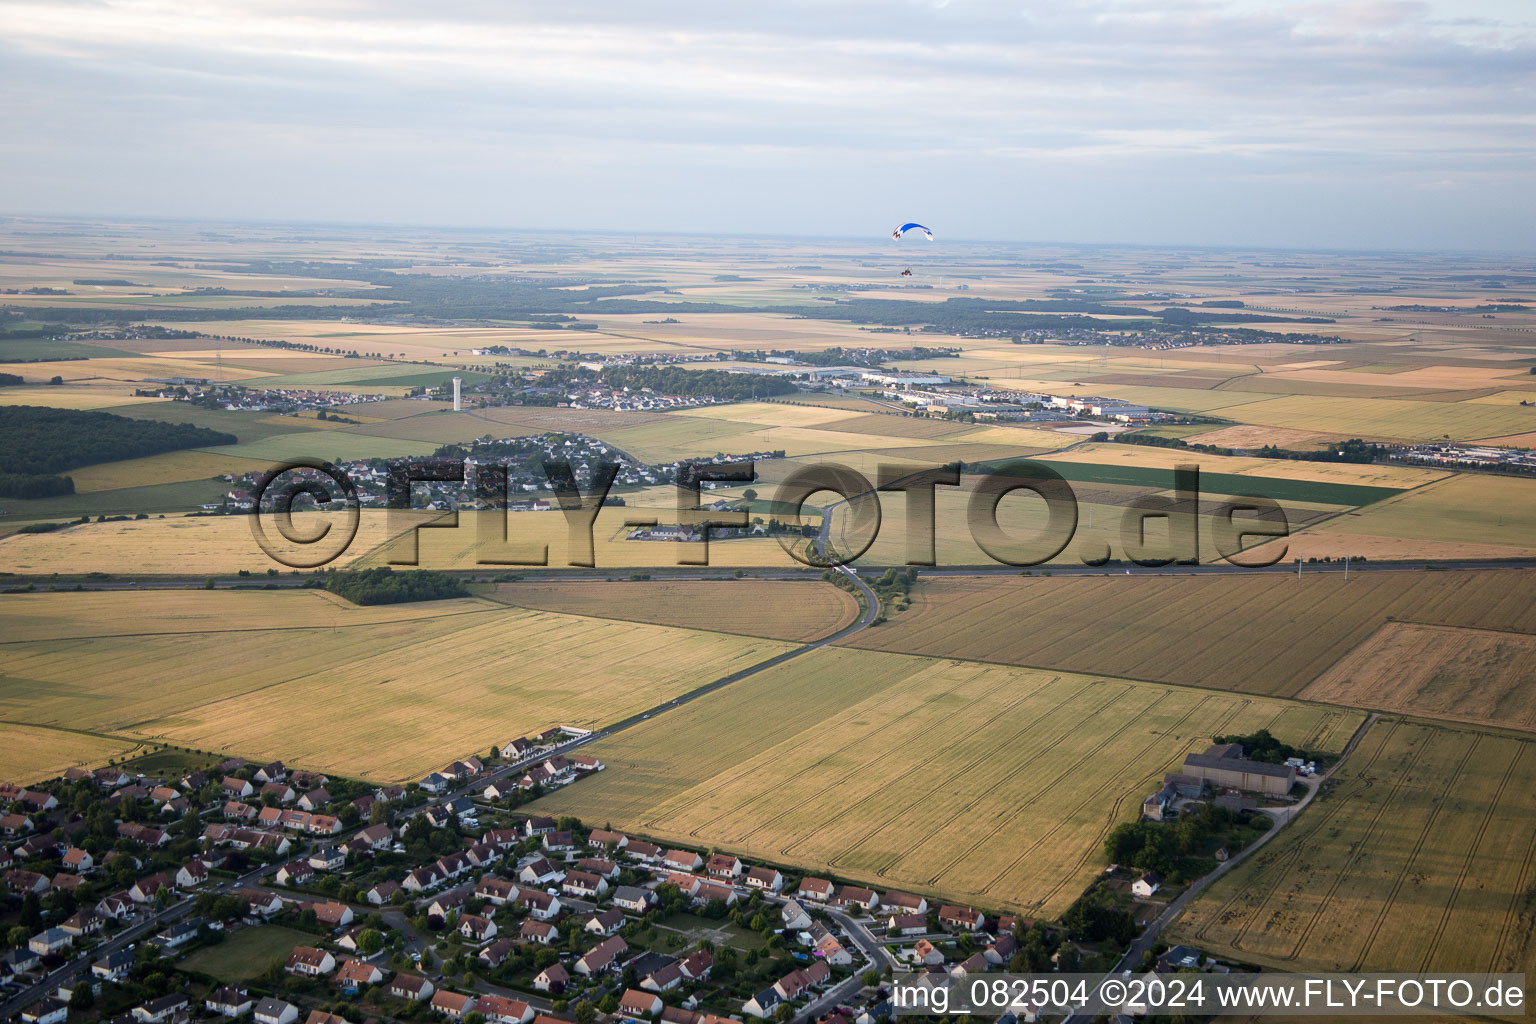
[1181,743,1296,796]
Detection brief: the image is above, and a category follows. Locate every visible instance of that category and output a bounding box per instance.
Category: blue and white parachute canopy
[892,222,934,241]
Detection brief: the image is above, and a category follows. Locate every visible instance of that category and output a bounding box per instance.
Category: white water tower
[452,376,462,411]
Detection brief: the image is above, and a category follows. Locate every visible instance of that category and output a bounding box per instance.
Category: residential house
[297,788,331,811]
[253,999,299,1024]
[951,952,989,977]
[542,831,576,854]
[912,939,943,966]
[332,958,384,993]
[60,910,103,938]
[95,892,133,920]
[516,889,560,920]
[618,990,664,1020]
[519,858,564,886]
[476,996,534,1024]
[518,920,555,945]
[366,880,400,905]
[388,974,434,1002]
[706,854,742,880]
[275,861,313,887]
[93,948,134,982]
[744,867,782,892]
[612,885,656,913]
[833,886,878,911]
[532,963,569,994]
[476,877,519,905]
[882,891,928,915]
[460,915,497,944]
[312,901,353,928]
[285,946,336,977]
[625,841,663,863]
[1131,872,1162,898]
[938,905,984,932]
[5,870,50,895]
[585,908,624,936]
[130,873,172,903]
[984,934,1019,966]
[221,778,254,799]
[562,869,607,898]
[694,881,737,906]
[419,773,449,794]
[679,950,714,981]
[431,991,479,1020]
[797,877,833,902]
[575,935,628,976]
[28,929,72,955]
[641,963,684,993]
[523,816,556,836]
[780,900,813,931]
[260,782,296,804]
[587,828,627,850]
[204,987,253,1017]
[887,914,927,936]
[61,848,92,873]
[132,994,189,1023]
[576,856,619,879]
[176,861,209,888]
[663,849,702,872]
[307,847,345,872]
[356,823,394,850]
[743,989,782,1020]
[20,999,67,1024]
[478,939,514,969]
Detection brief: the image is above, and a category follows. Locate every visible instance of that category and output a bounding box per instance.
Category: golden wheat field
[1172,719,1536,998]
[841,570,1536,697]
[1299,623,1536,732]
[484,579,859,642]
[0,593,792,781]
[0,724,146,786]
[533,647,1363,917]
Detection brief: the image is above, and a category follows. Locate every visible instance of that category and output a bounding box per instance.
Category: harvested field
[1299,623,1536,732]
[1190,424,1352,450]
[0,589,496,643]
[67,449,271,493]
[532,648,1362,917]
[841,571,1536,698]
[0,724,144,785]
[0,595,791,781]
[484,580,859,642]
[1172,720,1536,994]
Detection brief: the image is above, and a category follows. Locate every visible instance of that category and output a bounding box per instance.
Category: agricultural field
[1171,720,1536,991]
[0,723,144,786]
[1250,472,1536,562]
[842,570,1536,698]
[1299,624,1536,732]
[0,591,793,781]
[484,579,859,642]
[532,647,1363,917]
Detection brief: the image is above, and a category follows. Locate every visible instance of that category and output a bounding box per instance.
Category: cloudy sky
[2,0,1533,250]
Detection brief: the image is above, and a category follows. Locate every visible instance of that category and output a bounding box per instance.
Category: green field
[533,647,1362,917]
[182,925,318,981]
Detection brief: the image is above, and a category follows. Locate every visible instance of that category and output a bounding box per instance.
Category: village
[0,719,1291,1024]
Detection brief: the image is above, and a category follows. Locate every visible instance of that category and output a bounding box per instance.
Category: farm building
[1181,743,1295,796]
